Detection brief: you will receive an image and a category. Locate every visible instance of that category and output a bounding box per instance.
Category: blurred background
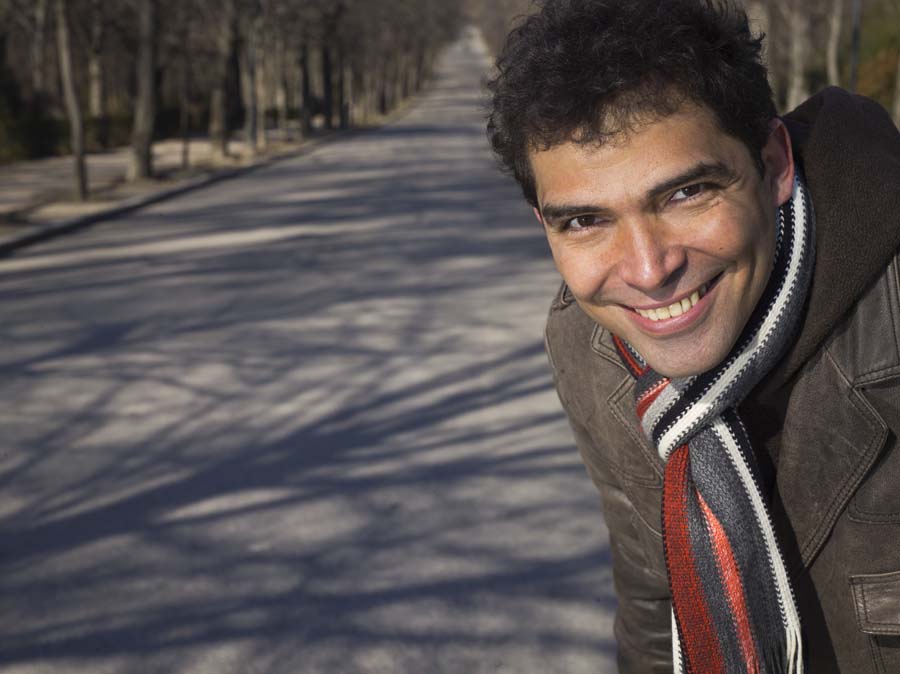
[0,2,897,674]
[0,0,897,210]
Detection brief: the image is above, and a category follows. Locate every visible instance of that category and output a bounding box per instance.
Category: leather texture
[851,570,900,636]
[543,90,900,673]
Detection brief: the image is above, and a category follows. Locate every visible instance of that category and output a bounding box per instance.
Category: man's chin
[634,340,731,378]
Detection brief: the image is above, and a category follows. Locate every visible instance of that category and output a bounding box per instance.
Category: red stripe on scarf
[697,492,760,674]
[663,444,725,674]
[613,335,647,376]
[636,377,670,420]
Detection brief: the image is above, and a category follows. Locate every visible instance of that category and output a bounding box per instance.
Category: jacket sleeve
[566,413,675,674]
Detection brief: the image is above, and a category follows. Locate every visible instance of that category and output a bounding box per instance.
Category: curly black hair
[486,0,776,207]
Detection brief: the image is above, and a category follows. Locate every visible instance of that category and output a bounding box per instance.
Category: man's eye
[670,183,708,202]
[566,214,605,230]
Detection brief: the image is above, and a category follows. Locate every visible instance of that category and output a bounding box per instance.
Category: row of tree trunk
[20,0,461,199]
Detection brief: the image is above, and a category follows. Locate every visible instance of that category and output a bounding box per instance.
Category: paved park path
[0,29,615,674]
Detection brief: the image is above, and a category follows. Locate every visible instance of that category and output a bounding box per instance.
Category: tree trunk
[180,69,190,170]
[255,28,267,151]
[299,41,312,136]
[241,29,259,154]
[32,0,48,96]
[87,0,107,148]
[256,76,267,150]
[378,56,389,115]
[893,48,900,127]
[847,0,863,91]
[210,0,237,159]
[392,53,402,109]
[414,40,426,93]
[826,0,843,87]
[179,9,191,171]
[130,0,156,180]
[210,88,227,157]
[786,4,809,111]
[321,42,334,130]
[401,50,411,100]
[337,47,348,129]
[55,0,87,201]
[88,0,105,117]
[275,33,289,131]
[87,51,104,117]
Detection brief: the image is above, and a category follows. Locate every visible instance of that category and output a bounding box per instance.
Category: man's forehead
[529,104,745,208]
[529,100,724,161]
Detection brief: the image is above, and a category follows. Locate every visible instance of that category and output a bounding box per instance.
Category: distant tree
[32,0,49,96]
[785,0,811,109]
[55,0,87,199]
[827,0,844,86]
[87,0,106,121]
[207,0,238,158]
[130,0,157,179]
[0,0,466,166]
[893,48,900,123]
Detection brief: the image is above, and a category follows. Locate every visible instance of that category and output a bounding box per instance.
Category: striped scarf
[614,173,814,674]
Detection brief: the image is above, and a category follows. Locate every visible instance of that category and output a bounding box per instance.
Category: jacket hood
[758,87,900,395]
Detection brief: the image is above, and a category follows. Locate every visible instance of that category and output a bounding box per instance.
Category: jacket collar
[760,88,900,395]
[590,250,900,572]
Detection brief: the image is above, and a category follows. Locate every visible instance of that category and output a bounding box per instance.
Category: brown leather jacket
[543,89,900,673]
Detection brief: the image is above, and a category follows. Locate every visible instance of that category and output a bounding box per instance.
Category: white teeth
[635,282,709,321]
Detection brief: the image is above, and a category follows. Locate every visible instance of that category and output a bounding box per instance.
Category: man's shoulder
[544,281,629,417]
[544,281,619,370]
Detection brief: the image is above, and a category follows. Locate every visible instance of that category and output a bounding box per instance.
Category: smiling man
[487,1,900,673]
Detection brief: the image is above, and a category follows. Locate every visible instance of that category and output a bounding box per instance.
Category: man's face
[531,104,794,378]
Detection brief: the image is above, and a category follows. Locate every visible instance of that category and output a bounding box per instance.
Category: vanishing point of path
[0,29,615,674]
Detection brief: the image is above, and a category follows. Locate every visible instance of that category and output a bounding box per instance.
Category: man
[486,1,900,672]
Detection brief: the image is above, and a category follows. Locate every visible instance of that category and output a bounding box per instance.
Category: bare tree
[826,0,844,86]
[893,49,900,125]
[785,1,811,109]
[240,3,262,154]
[55,0,87,200]
[130,0,157,180]
[176,1,193,169]
[87,0,105,118]
[32,0,48,96]
[298,38,312,136]
[888,0,900,126]
[847,0,863,91]
[208,0,238,158]
[0,0,465,168]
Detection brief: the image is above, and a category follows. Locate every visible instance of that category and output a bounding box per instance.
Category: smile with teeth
[633,283,709,321]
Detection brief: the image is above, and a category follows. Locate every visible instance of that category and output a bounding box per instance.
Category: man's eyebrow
[539,202,613,222]
[645,161,738,200]
[539,161,738,224]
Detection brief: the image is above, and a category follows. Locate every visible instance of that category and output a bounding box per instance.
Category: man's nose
[616,217,686,291]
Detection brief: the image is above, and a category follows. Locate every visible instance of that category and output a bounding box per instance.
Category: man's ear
[762,118,795,207]
[532,206,544,226]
